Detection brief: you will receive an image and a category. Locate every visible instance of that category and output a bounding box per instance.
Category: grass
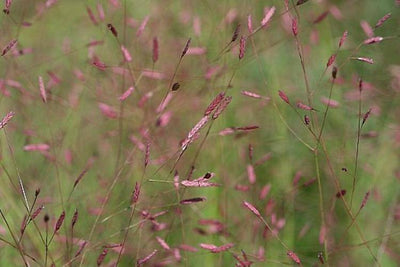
[0,0,399,266]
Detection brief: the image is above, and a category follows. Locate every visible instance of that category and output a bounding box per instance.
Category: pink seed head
[278,90,290,104]
[212,96,232,120]
[121,45,132,61]
[204,92,225,116]
[38,76,47,103]
[54,211,65,233]
[296,101,314,111]
[239,36,246,60]
[243,201,261,217]
[375,13,391,28]
[338,30,348,48]
[86,7,98,25]
[1,39,17,56]
[261,6,276,27]
[231,24,240,42]
[287,250,301,264]
[291,18,298,36]
[363,36,383,45]
[247,14,253,34]
[327,54,336,67]
[0,111,15,129]
[136,16,149,37]
[97,248,108,266]
[152,37,159,63]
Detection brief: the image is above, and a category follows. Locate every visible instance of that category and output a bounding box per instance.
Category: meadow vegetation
[0,0,399,266]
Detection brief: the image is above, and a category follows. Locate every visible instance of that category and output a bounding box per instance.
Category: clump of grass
[0,0,398,266]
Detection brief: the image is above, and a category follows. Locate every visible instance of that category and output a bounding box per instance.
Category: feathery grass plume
[292,18,298,36]
[171,82,180,91]
[259,184,271,199]
[3,0,12,14]
[247,14,253,34]
[54,211,65,234]
[73,167,89,189]
[86,40,104,47]
[181,115,209,151]
[241,90,265,99]
[203,243,234,253]
[247,164,256,184]
[24,144,50,151]
[243,201,261,217]
[156,236,170,250]
[360,191,370,209]
[338,30,348,48]
[180,197,206,204]
[231,24,240,42]
[313,11,329,24]
[321,97,339,108]
[30,205,44,221]
[47,71,61,85]
[375,13,391,28]
[71,209,78,229]
[137,249,157,265]
[98,103,118,119]
[278,90,290,104]
[96,3,104,21]
[0,111,15,129]
[239,36,246,60]
[287,250,301,264]
[181,38,191,58]
[97,248,108,266]
[326,54,336,67]
[181,180,219,187]
[120,45,132,61]
[361,108,372,127]
[92,57,107,70]
[261,6,276,27]
[131,182,141,204]
[352,57,374,64]
[204,92,225,116]
[212,96,232,120]
[179,244,198,252]
[86,7,98,25]
[296,101,314,111]
[107,23,118,37]
[360,20,373,38]
[1,39,17,56]
[152,37,158,63]
[136,16,149,37]
[144,142,150,167]
[363,36,383,45]
[199,243,217,250]
[119,86,135,101]
[187,47,206,55]
[38,76,47,103]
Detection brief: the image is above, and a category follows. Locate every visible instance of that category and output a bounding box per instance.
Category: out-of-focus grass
[0,0,399,266]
